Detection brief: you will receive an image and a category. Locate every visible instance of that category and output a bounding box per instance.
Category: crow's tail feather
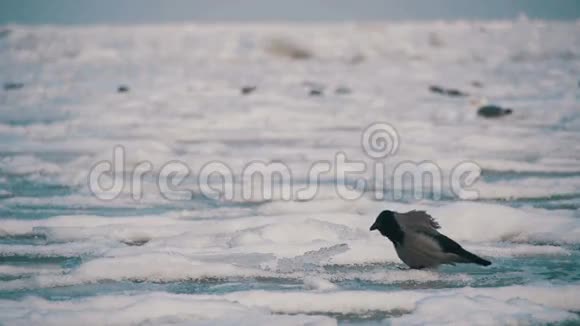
[435,234,491,266]
[459,249,491,266]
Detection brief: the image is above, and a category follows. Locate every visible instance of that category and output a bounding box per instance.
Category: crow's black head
[370,210,404,245]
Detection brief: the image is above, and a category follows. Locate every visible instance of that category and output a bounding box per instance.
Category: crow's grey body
[370,210,491,269]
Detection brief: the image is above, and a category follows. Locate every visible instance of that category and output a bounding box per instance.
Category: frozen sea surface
[1,20,580,325]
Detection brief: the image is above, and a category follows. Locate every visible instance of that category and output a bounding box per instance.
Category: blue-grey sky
[1,0,579,25]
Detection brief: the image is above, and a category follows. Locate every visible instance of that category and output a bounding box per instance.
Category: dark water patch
[0,204,177,220]
[0,281,168,301]
[0,233,47,245]
[120,238,150,246]
[364,182,580,210]
[0,277,303,301]
[1,118,68,127]
[507,193,580,202]
[512,255,580,282]
[451,255,580,285]
[0,192,225,218]
[0,274,26,282]
[0,255,81,267]
[0,175,72,199]
[0,256,82,295]
[168,277,303,295]
[547,313,580,326]
[521,202,580,211]
[316,309,408,323]
[429,85,469,97]
[0,106,72,126]
[334,279,461,292]
[481,169,580,182]
[0,29,11,39]
[35,152,83,164]
[0,151,92,160]
[474,193,580,211]
[3,82,24,91]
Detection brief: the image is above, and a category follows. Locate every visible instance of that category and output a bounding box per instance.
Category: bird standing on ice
[370,210,491,269]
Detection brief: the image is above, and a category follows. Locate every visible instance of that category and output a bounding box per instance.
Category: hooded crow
[370,210,491,269]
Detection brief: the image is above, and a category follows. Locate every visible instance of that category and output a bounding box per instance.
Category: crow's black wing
[434,233,491,266]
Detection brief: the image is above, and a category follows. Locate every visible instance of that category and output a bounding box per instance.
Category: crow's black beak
[370,223,377,231]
